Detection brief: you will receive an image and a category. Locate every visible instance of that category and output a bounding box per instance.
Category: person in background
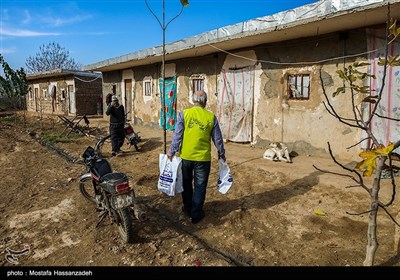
[97,95,103,115]
[51,85,56,113]
[106,96,125,156]
[167,90,226,224]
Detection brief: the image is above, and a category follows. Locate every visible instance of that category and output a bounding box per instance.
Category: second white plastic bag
[217,159,233,194]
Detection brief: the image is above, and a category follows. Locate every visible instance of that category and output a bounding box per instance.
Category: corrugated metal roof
[82,0,400,72]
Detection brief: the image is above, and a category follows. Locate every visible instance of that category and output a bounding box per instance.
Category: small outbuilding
[26,69,103,116]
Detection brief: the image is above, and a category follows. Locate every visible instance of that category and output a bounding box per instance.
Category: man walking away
[167,90,226,224]
[106,96,125,156]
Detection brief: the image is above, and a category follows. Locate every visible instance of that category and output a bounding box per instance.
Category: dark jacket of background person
[106,97,125,154]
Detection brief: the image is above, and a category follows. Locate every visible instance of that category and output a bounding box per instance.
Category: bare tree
[25,42,82,74]
[315,5,400,266]
[145,0,189,153]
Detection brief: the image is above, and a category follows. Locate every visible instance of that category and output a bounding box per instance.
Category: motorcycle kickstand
[95,210,109,228]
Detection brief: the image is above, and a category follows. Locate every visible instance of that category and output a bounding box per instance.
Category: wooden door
[124,79,132,121]
[68,85,76,114]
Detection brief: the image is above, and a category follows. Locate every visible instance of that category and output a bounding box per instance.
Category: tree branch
[327,142,370,193]
[347,137,371,149]
[378,204,400,227]
[346,209,372,216]
[319,69,363,128]
[374,112,400,122]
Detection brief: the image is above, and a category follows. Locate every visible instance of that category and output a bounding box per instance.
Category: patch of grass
[41,131,84,144]
[0,115,21,124]
[41,132,59,144]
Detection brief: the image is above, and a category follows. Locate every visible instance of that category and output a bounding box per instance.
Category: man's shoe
[191,211,205,224]
[181,206,191,218]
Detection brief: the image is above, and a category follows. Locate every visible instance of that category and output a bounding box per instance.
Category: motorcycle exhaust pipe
[133,207,148,222]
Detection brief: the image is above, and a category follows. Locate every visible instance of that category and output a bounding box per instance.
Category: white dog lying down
[263,142,292,163]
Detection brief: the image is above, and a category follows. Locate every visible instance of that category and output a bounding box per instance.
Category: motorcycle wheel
[95,135,111,157]
[114,208,134,243]
[79,179,97,205]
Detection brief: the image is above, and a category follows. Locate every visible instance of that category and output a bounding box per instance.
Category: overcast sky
[1,0,317,70]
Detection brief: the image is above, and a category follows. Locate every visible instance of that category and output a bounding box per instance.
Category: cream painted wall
[253,63,364,160]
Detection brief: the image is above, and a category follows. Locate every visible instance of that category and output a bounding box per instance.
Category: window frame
[61,88,66,100]
[192,77,204,92]
[143,76,153,97]
[287,74,310,100]
[43,89,48,100]
[67,85,74,95]
[189,74,205,102]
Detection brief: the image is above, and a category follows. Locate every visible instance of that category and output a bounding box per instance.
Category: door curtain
[159,76,177,131]
[364,28,400,152]
[217,66,254,142]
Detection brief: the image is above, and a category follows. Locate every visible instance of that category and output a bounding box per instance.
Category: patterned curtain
[363,28,400,152]
[217,66,254,142]
[159,77,177,131]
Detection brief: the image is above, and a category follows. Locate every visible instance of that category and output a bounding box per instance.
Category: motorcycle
[79,146,146,243]
[95,116,141,156]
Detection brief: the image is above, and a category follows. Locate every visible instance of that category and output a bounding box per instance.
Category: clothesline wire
[74,75,102,83]
[206,43,382,65]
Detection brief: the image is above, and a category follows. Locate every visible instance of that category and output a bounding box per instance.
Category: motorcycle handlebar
[83,155,97,166]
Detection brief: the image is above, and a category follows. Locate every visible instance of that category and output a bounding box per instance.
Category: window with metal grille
[192,78,204,92]
[188,74,205,103]
[143,77,152,97]
[287,74,310,100]
[144,81,152,96]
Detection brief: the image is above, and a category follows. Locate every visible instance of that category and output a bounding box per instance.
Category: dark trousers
[110,123,124,152]
[181,159,211,220]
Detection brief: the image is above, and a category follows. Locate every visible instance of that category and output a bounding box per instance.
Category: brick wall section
[74,75,103,115]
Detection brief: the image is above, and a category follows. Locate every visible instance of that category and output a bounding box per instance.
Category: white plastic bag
[158,154,183,196]
[217,159,233,194]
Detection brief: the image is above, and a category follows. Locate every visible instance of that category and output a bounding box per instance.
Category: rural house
[82,0,400,160]
[26,69,102,116]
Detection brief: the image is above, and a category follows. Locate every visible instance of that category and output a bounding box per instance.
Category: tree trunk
[363,156,385,266]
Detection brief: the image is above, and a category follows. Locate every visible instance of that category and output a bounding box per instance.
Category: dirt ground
[0,112,399,269]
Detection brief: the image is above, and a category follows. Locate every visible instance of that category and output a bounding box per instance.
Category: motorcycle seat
[101,172,127,182]
[100,173,129,193]
[92,158,112,179]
